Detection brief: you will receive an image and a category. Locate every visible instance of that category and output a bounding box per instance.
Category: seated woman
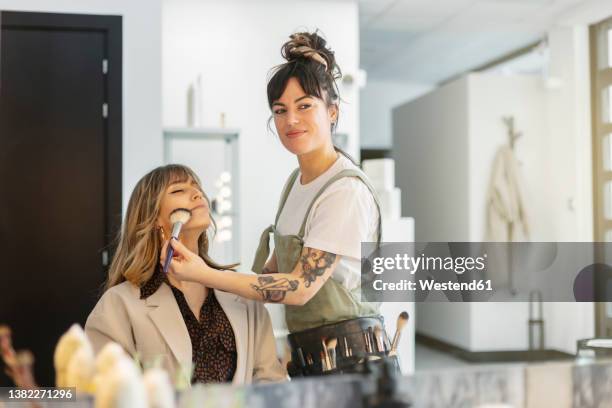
[85,164,286,385]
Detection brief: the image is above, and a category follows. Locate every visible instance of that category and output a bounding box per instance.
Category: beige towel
[485,145,530,291]
[486,145,530,241]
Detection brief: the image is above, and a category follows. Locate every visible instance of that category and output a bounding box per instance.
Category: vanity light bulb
[219,216,232,228]
[220,201,232,213]
[220,172,231,183]
[220,187,232,198]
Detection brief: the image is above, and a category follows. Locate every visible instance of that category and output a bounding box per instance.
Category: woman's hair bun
[281,31,340,78]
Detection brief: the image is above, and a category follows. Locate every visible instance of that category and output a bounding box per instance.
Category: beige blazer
[85,280,287,385]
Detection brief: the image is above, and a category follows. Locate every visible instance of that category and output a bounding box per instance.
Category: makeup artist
[161,32,395,377]
[85,165,287,385]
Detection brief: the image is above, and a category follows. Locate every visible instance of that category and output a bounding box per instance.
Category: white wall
[393,76,470,242]
[360,80,433,148]
[0,0,163,212]
[416,303,473,350]
[162,0,360,331]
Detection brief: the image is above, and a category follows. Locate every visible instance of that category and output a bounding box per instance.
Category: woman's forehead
[168,174,200,187]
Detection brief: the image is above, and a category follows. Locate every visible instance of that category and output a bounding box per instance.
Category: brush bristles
[169,208,191,224]
[397,311,409,330]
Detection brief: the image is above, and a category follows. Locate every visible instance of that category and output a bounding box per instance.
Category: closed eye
[171,189,184,194]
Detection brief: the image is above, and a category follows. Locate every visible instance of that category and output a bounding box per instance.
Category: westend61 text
[372,279,493,291]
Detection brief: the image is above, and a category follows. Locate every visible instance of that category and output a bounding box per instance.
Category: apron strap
[297,168,383,246]
[274,168,301,225]
[251,224,274,273]
[252,169,300,273]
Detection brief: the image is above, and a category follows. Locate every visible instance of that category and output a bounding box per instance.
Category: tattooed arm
[162,239,340,305]
[233,246,339,305]
[248,247,340,304]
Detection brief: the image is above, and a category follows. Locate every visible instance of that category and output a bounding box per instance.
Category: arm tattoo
[300,249,337,288]
[250,276,299,302]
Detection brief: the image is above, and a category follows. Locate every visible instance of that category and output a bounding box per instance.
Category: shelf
[163,127,239,140]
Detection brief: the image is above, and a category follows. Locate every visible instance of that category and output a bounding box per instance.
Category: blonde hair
[105,164,237,290]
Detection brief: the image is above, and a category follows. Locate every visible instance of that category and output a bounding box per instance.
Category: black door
[0,11,122,386]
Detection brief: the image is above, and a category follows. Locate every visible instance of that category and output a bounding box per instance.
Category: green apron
[252,167,382,333]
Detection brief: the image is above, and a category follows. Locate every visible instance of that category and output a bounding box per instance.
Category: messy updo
[267,31,342,132]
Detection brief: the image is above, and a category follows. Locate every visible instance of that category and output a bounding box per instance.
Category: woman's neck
[298,143,339,184]
[177,230,200,254]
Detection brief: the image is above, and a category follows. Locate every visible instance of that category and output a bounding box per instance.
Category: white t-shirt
[276,155,379,291]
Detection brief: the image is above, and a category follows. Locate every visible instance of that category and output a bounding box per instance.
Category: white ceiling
[359,0,590,84]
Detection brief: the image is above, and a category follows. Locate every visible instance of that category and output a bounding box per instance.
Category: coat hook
[502,116,522,150]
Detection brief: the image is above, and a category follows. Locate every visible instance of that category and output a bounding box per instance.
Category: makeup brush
[162,208,192,273]
[390,311,409,355]
[326,338,338,369]
[296,348,306,367]
[321,339,332,371]
[363,331,372,353]
[320,351,328,371]
[368,327,375,352]
[374,326,384,353]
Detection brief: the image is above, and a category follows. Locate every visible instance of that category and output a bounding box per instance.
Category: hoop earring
[158,226,167,241]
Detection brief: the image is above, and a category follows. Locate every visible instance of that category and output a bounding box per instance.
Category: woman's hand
[160,239,211,284]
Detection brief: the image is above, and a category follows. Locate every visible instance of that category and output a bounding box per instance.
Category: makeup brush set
[287,311,409,377]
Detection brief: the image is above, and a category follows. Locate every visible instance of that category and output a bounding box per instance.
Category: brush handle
[391,331,401,352]
[163,244,175,273]
[297,348,306,367]
[163,222,184,273]
[329,349,336,369]
[374,331,384,352]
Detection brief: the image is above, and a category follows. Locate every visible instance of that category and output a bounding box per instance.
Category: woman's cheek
[194,211,210,225]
